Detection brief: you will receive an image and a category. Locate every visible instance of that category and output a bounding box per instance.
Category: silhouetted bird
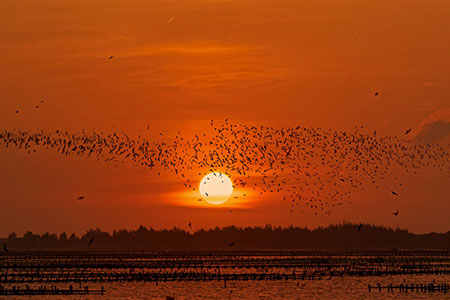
[15,110,19,114]
[393,210,399,216]
[357,223,363,231]
[88,237,94,246]
[76,196,85,200]
[374,92,379,96]
[2,242,8,253]
[188,221,192,229]
[228,241,235,247]
[405,128,411,135]
[108,56,114,60]
[3,119,450,217]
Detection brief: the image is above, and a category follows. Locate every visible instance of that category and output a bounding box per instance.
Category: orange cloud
[423,81,439,87]
[415,109,450,144]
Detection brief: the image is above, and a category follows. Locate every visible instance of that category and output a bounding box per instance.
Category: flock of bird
[1,119,450,216]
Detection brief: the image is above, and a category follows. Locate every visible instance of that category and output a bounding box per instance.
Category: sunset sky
[1,0,450,236]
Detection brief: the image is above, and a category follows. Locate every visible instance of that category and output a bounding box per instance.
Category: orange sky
[1,0,450,235]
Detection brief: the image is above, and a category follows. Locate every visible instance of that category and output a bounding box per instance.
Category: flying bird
[165,17,175,24]
[188,221,192,229]
[88,237,94,246]
[2,119,450,216]
[393,210,399,216]
[108,56,114,60]
[374,92,379,96]
[228,241,235,247]
[405,128,412,135]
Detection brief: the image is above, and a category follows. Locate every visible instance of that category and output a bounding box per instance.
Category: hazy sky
[1,0,450,236]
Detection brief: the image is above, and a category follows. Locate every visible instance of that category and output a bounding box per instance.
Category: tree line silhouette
[2,223,450,250]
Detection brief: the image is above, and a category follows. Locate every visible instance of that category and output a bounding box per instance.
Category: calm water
[3,275,450,300]
[3,251,450,299]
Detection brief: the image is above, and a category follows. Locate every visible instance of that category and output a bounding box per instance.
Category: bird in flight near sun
[2,120,450,215]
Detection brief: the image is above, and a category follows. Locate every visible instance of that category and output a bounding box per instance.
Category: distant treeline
[2,223,450,250]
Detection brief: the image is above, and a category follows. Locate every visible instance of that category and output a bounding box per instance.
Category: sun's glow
[199,172,233,205]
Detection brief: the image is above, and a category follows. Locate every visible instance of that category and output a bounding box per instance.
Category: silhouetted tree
[2,223,450,250]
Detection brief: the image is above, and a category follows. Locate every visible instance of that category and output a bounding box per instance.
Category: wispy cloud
[414,109,450,144]
[125,42,253,57]
[107,41,289,90]
[414,101,434,111]
[422,81,439,87]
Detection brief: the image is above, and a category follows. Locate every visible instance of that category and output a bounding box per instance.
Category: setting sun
[199,172,233,205]
[2,0,450,298]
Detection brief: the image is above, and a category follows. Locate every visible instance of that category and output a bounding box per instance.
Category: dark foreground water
[3,250,450,299]
[3,276,450,300]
